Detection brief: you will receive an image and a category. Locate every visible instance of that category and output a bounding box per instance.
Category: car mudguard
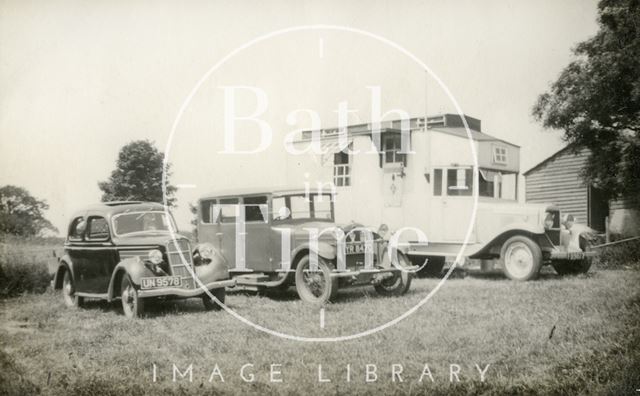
[107,257,152,301]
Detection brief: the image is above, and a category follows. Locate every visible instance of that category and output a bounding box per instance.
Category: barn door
[588,186,609,232]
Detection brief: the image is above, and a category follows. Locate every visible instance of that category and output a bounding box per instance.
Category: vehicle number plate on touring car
[345,242,373,255]
[141,276,182,289]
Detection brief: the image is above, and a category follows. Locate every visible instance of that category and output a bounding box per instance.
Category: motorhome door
[430,167,476,242]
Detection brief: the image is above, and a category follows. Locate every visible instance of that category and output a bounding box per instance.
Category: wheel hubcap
[63,276,74,303]
[122,286,134,312]
[505,242,533,278]
[303,264,327,298]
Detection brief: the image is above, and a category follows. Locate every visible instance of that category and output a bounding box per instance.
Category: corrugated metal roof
[523,144,587,175]
[430,127,520,147]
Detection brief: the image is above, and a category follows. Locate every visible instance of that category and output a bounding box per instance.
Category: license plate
[141,276,182,290]
[345,242,373,255]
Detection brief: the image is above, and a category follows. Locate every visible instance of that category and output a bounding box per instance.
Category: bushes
[594,236,640,269]
[0,234,60,298]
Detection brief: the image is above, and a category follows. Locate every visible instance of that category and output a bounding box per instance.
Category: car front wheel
[62,269,84,308]
[500,235,542,281]
[121,275,144,318]
[374,252,413,296]
[202,288,225,311]
[295,255,338,304]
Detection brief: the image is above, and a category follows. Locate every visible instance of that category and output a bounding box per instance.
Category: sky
[0,0,600,234]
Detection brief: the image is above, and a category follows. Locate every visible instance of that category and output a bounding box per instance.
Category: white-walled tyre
[62,270,84,308]
[500,236,542,281]
[121,275,145,318]
[295,255,338,304]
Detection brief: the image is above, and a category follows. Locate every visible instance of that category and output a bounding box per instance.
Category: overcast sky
[0,0,600,233]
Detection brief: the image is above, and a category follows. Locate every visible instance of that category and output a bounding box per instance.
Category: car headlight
[198,243,216,260]
[147,249,163,264]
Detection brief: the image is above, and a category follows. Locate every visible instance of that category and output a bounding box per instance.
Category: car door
[243,195,270,272]
[66,215,88,292]
[216,197,240,271]
[81,215,118,294]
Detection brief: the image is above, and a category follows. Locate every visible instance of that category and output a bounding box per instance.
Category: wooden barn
[524,145,639,236]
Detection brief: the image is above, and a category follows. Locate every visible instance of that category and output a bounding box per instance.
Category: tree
[98,140,177,206]
[533,0,640,206]
[189,202,198,241]
[0,185,57,236]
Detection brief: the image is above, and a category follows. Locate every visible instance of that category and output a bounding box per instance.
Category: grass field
[1,259,639,395]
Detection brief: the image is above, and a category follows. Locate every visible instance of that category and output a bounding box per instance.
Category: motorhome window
[447,168,472,196]
[244,196,268,222]
[382,135,407,165]
[479,169,501,198]
[200,200,215,223]
[333,150,351,187]
[493,145,508,165]
[433,169,443,196]
[219,198,238,223]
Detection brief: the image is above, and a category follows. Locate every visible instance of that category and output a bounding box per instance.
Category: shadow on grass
[76,296,229,319]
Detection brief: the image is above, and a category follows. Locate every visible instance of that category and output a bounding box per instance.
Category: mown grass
[0,263,638,395]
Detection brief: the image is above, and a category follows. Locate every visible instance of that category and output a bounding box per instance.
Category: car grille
[166,239,195,288]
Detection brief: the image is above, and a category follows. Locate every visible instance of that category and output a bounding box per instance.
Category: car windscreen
[112,211,176,236]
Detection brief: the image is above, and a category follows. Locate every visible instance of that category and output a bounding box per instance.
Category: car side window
[244,196,268,223]
[272,197,289,220]
[219,198,238,223]
[68,217,86,241]
[86,216,110,241]
[200,199,216,223]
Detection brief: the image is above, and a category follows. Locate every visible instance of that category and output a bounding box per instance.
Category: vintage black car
[52,201,235,318]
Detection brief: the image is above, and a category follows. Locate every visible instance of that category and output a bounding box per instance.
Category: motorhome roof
[200,186,333,200]
[296,114,519,148]
[430,127,520,148]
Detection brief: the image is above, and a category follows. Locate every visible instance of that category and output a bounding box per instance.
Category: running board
[75,292,108,299]
[234,273,287,288]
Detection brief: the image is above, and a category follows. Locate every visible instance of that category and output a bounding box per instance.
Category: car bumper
[549,251,597,260]
[137,278,236,298]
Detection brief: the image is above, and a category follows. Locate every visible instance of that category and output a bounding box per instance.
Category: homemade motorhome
[290,114,594,280]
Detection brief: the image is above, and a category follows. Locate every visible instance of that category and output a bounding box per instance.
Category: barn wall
[609,198,640,236]
[525,147,590,224]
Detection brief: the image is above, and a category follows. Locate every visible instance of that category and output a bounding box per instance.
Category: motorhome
[289,114,594,280]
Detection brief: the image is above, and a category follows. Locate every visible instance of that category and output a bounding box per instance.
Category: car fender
[52,255,73,290]
[291,241,337,264]
[472,222,549,258]
[107,257,151,301]
[193,252,230,284]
